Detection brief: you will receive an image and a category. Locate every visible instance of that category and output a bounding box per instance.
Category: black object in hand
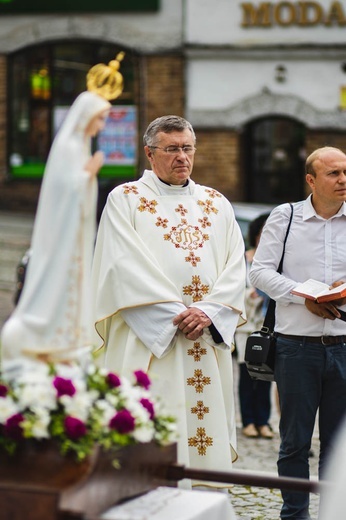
[337,308,346,321]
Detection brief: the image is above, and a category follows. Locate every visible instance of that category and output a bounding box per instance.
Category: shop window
[8,41,138,180]
[243,117,306,204]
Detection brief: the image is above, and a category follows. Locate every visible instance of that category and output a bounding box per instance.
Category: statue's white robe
[1,92,110,370]
[92,170,246,479]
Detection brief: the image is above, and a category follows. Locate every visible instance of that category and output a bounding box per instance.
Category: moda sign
[0,0,159,13]
[241,1,346,26]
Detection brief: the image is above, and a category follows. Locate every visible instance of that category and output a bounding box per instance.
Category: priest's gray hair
[143,115,196,147]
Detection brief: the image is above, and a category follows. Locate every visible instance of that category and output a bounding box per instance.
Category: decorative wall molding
[188,90,346,129]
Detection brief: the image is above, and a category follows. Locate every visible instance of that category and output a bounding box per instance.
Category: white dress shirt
[249,196,346,336]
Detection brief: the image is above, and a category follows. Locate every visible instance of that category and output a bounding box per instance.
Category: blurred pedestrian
[235,213,273,439]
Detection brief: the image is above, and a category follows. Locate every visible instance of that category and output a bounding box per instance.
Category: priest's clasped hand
[173,307,212,341]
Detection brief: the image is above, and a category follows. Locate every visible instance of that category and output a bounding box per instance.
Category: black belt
[276,333,346,346]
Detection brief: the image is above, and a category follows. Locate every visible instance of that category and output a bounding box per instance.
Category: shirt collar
[303,194,346,220]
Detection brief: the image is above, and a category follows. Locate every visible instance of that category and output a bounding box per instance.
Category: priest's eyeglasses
[150,145,196,156]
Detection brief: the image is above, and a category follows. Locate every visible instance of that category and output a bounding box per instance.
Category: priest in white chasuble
[91,115,246,486]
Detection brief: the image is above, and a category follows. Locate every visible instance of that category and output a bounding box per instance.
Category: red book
[291,279,346,303]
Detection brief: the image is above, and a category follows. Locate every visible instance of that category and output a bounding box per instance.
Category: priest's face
[144,129,196,185]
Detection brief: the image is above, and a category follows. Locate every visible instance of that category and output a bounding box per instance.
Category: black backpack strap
[262,203,294,332]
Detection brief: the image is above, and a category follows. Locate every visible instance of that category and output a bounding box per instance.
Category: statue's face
[84,109,109,138]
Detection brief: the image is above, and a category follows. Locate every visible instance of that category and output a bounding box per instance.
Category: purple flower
[4,413,24,440]
[109,409,135,434]
[107,372,121,388]
[64,416,87,440]
[134,370,151,390]
[140,398,155,420]
[53,376,76,397]
[0,384,8,397]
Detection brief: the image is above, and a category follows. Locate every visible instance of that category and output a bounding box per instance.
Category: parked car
[232,202,276,249]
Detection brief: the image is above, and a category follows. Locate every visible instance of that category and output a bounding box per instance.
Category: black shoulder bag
[245,203,294,382]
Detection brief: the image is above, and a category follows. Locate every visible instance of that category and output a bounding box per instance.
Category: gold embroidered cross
[197,199,219,215]
[138,197,158,214]
[187,342,207,361]
[205,188,221,199]
[156,216,169,228]
[175,204,188,216]
[123,184,139,195]
[198,216,211,229]
[183,275,209,302]
[191,400,209,420]
[188,427,213,455]
[187,369,211,393]
[185,251,201,267]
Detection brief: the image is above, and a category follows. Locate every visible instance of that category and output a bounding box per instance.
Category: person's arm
[121,302,186,358]
[187,301,240,349]
[173,203,246,348]
[249,205,298,304]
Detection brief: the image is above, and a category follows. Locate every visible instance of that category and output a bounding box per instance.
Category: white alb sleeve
[190,301,239,349]
[121,302,186,358]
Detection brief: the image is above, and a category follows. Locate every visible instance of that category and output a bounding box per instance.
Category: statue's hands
[85,151,104,178]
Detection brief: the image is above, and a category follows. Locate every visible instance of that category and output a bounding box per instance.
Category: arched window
[243,117,306,203]
[8,41,138,180]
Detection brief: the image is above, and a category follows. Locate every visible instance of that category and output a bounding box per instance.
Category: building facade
[0,0,345,211]
[186,0,346,202]
[0,0,185,211]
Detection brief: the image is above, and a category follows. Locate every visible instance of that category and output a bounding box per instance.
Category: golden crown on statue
[86,51,125,101]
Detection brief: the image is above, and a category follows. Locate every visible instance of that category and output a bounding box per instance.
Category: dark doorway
[243,117,306,204]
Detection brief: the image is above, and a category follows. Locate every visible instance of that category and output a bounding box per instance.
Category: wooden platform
[0,441,178,520]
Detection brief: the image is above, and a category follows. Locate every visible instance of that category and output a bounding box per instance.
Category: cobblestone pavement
[230,379,320,519]
[0,211,321,520]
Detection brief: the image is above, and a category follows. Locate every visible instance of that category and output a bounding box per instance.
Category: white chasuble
[92,170,246,478]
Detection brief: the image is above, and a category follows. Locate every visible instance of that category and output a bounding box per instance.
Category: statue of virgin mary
[1,54,124,372]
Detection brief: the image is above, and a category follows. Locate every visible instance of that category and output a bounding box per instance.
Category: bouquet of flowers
[0,363,176,461]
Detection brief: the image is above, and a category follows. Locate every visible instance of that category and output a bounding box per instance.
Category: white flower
[94,399,117,428]
[29,408,51,438]
[16,364,50,385]
[0,396,19,423]
[0,362,176,461]
[60,391,96,421]
[132,423,155,443]
[16,383,57,411]
[127,400,151,424]
[105,393,118,408]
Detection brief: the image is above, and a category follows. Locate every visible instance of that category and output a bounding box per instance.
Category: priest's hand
[173,307,212,341]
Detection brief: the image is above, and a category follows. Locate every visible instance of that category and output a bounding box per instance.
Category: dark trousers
[275,336,346,519]
[238,362,271,427]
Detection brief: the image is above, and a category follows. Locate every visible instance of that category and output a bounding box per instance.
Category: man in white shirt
[91,115,246,485]
[250,146,346,519]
